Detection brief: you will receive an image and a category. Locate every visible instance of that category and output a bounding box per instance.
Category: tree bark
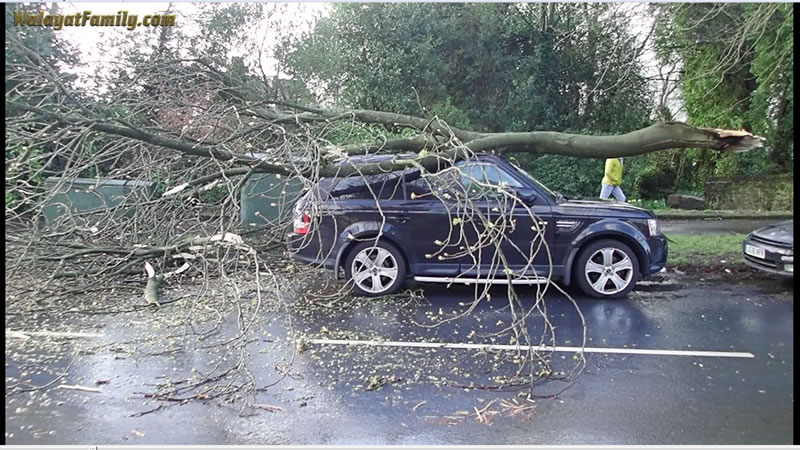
[468,121,763,156]
[9,100,765,178]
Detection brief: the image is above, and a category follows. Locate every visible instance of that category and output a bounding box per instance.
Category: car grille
[744,254,778,269]
[750,234,792,250]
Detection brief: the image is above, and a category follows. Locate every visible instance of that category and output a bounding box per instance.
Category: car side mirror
[515,188,538,204]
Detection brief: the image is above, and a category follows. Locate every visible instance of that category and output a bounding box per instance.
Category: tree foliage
[650,3,793,193]
[5,3,81,208]
[4,3,79,82]
[284,3,653,133]
[281,3,660,196]
[281,3,793,199]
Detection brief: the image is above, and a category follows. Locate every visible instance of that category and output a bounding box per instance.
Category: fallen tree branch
[8,100,765,181]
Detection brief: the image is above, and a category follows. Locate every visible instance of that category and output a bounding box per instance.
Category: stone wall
[704,174,793,211]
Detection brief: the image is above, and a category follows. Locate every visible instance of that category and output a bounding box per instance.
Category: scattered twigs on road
[251,403,283,412]
[500,398,536,417]
[473,399,498,424]
[129,404,165,418]
[9,351,79,393]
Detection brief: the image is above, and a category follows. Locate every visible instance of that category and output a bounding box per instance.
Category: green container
[43,177,155,225]
[240,173,304,229]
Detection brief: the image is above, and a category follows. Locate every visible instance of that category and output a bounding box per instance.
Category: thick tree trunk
[466,121,762,156]
[8,101,764,179]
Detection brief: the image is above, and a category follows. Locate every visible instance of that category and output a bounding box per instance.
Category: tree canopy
[283,3,653,134]
[650,3,793,190]
[277,3,791,198]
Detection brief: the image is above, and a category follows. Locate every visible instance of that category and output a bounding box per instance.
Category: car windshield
[510,164,561,202]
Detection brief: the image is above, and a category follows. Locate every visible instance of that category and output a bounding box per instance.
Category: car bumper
[286,232,336,270]
[742,236,793,277]
[646,234,668,274]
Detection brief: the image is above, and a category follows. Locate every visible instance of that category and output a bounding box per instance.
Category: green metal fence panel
[43,177,155,225]
[43,173,305,230]
[240,174,304,229]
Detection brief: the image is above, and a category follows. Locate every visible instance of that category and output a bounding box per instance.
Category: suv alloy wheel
[574,239,640,299]
[345,240,407,296]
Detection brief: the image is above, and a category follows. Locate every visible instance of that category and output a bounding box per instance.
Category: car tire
[344,240,407,297]
[573,239,640,299]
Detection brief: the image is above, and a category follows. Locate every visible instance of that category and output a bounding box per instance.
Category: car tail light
[294,212,311,235]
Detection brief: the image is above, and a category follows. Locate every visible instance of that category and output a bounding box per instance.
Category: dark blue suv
[288,154,667,299]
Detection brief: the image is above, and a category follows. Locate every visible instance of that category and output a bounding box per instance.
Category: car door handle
[386,214,409,223]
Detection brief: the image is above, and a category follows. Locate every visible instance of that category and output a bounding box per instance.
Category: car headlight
[647,219,659,236]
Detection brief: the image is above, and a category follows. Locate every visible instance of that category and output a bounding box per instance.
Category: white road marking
[307,338,755,359]
[6,330,104,339]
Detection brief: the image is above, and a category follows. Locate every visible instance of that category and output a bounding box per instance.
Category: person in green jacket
[599,157,626,202]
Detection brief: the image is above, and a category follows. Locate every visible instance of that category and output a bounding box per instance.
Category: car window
[405,169,464,201]
[456,162,522,201]
[404,175,433,199]
[405,163,526,202]
[458,162,523,189]
[509,163,557,201]
[329,171,405,200]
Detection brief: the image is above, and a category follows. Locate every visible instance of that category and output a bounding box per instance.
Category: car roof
[336,152,497,166]
[335,153,415,166]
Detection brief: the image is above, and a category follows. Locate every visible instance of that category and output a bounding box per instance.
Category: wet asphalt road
[5,274,793,445]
